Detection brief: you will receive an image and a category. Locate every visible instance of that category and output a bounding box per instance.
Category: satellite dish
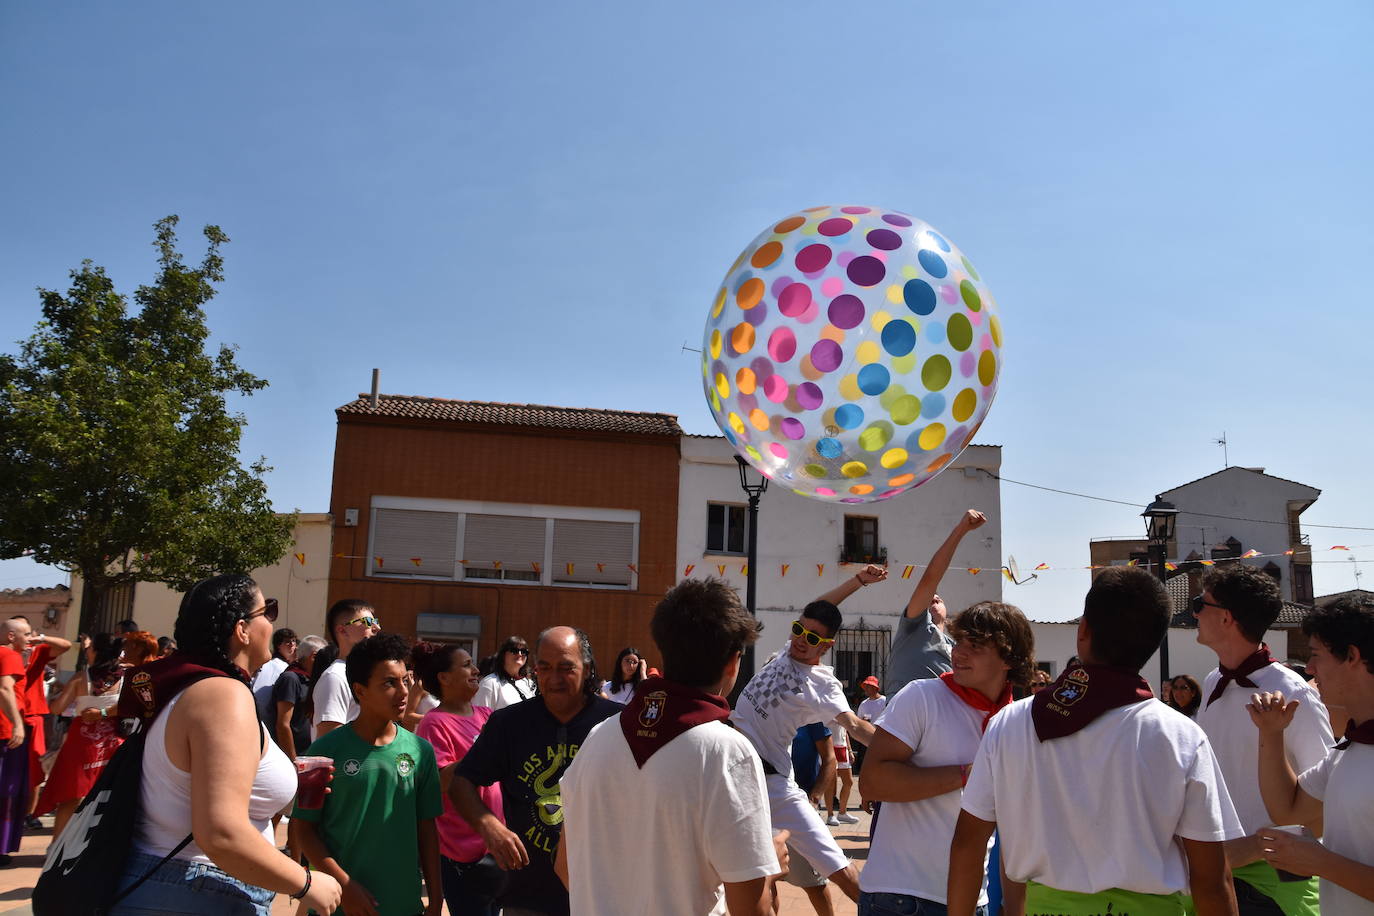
[1003,554,1038,586]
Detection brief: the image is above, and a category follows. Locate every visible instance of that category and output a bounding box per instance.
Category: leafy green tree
[0,216,294,627]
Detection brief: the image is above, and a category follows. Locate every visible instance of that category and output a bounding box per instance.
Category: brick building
[327,395,682,668]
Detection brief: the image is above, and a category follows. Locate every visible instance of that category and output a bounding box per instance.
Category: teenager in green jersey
[295,634,444,916]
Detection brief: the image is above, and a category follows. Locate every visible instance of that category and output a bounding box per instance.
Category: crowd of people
[7,508,1374,916]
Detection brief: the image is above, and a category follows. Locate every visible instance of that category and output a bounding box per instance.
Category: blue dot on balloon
[917,249,948,278]
[725,430,738,446]
[817,437,843,459]
[921,393,946,419]
[925,321,946,345]
[881,319,917,356]
[924,231,951,252]
[903,279,936,316]
[858,364,890,396]
[834,404,864,430]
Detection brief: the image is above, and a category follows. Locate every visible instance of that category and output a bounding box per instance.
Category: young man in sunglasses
[314,598,382,737]
[1193,565,1331,916]
[732,599,876,903]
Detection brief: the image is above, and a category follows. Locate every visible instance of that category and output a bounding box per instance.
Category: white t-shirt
[416,692,440,715]
[962,697,1242,895]
[561,716,779,916]
[250,657,288,723]
[601,680,637,705]
[311,658,358,734]
[472,673,534,711]
[857,695,887,722]
[862,679,992,904]
[732,648,851,779]
[1299,742,1374,916]
[1197,661,1332,834]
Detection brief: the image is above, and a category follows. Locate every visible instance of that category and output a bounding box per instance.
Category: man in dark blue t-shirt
[787,723,837,913]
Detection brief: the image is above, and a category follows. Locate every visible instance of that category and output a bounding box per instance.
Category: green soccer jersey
[293,724,443,916]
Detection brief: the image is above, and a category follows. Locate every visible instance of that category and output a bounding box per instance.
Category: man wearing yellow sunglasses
[733,597,877,903]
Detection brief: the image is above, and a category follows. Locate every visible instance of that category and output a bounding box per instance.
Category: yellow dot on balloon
[856,341,881,365]
[800,355,824,382]
[745,445,762,462]
[891,353,916,376]
[849,484,874,495]
[711,287,727,318]
[989,315,1003,348]
[890,394,920,425]
[870,310,891,332]
[858,424,891,451]
[841,461,868,478]
[978,350,997,386]
[902,265,919,279]
[839,374,863,401]
[952,388,977,423]
[728,412,745,436]
[736,367,757,395]
[709,330,722,360]
[804,463,827,478]
[918,422,946,451]
[881,448,909,469]
[710,389,720,411]
[731,322,755,356]
[715,373,730,399]
[885,284,904,305]
[888,473,915,487]
[749,409,769,431]
[801,222,820,235]
[820,324,846,344]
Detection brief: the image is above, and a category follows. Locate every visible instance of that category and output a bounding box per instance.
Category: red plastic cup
[295,756,333,810]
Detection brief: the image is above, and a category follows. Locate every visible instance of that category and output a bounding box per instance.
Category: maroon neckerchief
[1031,663,1153,742]
[939,671,1013,733]
[116,653,247,723]
[619,676,731,769]
[1335,718,1374,750]
[284,662,310,679]
[1205,644,1278,709]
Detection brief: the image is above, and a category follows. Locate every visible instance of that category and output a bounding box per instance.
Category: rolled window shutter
[551,519,635,586]
[464,514,547,574]
[372,509,458,577]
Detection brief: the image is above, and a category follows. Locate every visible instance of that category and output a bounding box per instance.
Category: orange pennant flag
[596,563,605,573]
[628,563,638,574]
[531,561,541,574]
[1035,563,1050,571]
[741,563,748,576]
[968,567,982,575]
[334,552,345,558]
[374,556,384,568]
[566,563,575,575]
[901,565,914,579]
[816,564,825,576]
[493,560,502,570]
[1284,549,1295,556]
[1241,549,1260,559]
[781,564,790,577]
[410,557,423,567]
[1199,559,1216,566]
[1330,545,1351,551]
[717,564,726,576]
[1165,562,1178,572]
[294,553,305,565]
[685,564,695,577]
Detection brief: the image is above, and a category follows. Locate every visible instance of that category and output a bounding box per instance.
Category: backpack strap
[107,672,268,907]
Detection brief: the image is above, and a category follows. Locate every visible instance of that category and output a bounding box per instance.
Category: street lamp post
[1142,496,1179,686]
[734,455,769,690]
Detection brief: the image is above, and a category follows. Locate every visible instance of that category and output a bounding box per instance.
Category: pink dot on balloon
[880,488,904,498]
[778,283,813,317]
[770,275,794,299]
[795,244,832,273]
[941,284,959,304]
[769,442,789,459]
[980,334,993,350]
[816,487,837,497]
[764,375,789,403]
[819,217,853,237]
[960,351,976,377]
[967,309,982,326]
[840,497,866,504]
[781,418,806,440]
[810,339,843,372]
[837,251,855,267]
[768,327,797,363]
[821,277,844,297]
[796,301,821,324]
[841,206,871,215]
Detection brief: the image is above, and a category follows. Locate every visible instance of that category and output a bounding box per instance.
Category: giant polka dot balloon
[702,206,1003,503]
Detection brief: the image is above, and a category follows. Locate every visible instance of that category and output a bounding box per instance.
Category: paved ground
[2,806,873,914]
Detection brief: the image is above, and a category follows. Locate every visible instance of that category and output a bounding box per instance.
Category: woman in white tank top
[108,574,343,916]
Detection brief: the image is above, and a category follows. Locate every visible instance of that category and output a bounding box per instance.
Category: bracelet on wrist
[289,867,312,901]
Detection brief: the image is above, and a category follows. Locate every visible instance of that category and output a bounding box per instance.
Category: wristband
[855,574,867,587]
[290,868,312,901]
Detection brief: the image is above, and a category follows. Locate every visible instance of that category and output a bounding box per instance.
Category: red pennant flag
[1284,549,1295,556]
[374,556,384,568]
[781,564,790,577]
[901,565,914,579]
[531,561,541,574]
[684,564,695,577]
[1331,545,1351,551]
[1199,559,1215,566]
[294,552,305,565]
[1165,562,1178,572]
[628,563,638,574]
[596,563,605,573]
[410,557,422,567]
[967,567,982,575]
[1034,563,1050,571]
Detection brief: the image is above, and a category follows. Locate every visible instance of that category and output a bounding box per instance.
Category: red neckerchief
[116,653,247,723]
[1031,663,1153,742]
[619,676,731,769]
[1335,718,1374,750]
[284,663,310,679]
[1206,644,1278,708]
[938,671,1013,733]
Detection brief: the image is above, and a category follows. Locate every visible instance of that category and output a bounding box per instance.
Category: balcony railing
[840,546,888,566]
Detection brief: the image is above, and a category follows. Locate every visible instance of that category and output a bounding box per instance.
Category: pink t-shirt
[415,706,503,863]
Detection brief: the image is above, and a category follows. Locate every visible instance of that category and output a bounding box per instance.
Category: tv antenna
[1002,554,1038,585]
[681,340,702,354]
[1214,432,1228,468]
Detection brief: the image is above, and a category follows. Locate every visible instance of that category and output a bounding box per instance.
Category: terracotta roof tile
[337,395,682,437]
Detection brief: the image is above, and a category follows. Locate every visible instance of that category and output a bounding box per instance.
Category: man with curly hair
[859,601,1034,915]
[1195,564,1332,916]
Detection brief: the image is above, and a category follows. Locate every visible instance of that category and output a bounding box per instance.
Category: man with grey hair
[454,626,620,916]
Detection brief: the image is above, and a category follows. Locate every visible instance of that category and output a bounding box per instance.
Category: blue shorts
[107,849,275,916]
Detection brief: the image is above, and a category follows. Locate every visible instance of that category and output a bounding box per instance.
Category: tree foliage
[0,216,295,601]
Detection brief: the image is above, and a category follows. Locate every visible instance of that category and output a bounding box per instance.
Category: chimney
[370,369,380,409]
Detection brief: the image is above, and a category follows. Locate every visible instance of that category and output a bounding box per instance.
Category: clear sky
[3,1,1371,621]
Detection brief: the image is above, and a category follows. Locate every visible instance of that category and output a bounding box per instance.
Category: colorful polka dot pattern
[702,206,1003,503]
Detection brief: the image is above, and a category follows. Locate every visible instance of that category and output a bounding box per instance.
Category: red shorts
[834,745,850,766]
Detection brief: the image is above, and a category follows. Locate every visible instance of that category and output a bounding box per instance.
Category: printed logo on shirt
[1052,667,1090,707]
[395,752,415,778]
[740,656,807,720]
[516,738,582,857]
[639,691,666,728]
[341,758,362,776]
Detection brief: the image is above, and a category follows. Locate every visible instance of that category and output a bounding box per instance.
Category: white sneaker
[838,813,860,824]
[826,815,840,826]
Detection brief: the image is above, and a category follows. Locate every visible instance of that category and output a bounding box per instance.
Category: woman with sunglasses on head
[1168,674,1202,718]
[106,574,342,916]
[600,646,648,705]
[472,635,534,711]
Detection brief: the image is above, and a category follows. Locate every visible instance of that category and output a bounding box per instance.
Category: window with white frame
[368,497,639,589]
[706,503,747,555]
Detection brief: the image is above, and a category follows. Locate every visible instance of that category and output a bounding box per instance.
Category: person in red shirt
[4,616,72,821]
[0,636,27,863]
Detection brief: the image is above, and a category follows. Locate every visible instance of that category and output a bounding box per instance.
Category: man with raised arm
[948,566,1242,916]
[1194,565,1332,916]
[1248,594,1374,916]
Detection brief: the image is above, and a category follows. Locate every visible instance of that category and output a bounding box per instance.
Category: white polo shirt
[862,678,993,904]
[1299,742,1374,916]
[962,697,1242,895]
[310,658,358,736]
[1196,661,1332,834]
